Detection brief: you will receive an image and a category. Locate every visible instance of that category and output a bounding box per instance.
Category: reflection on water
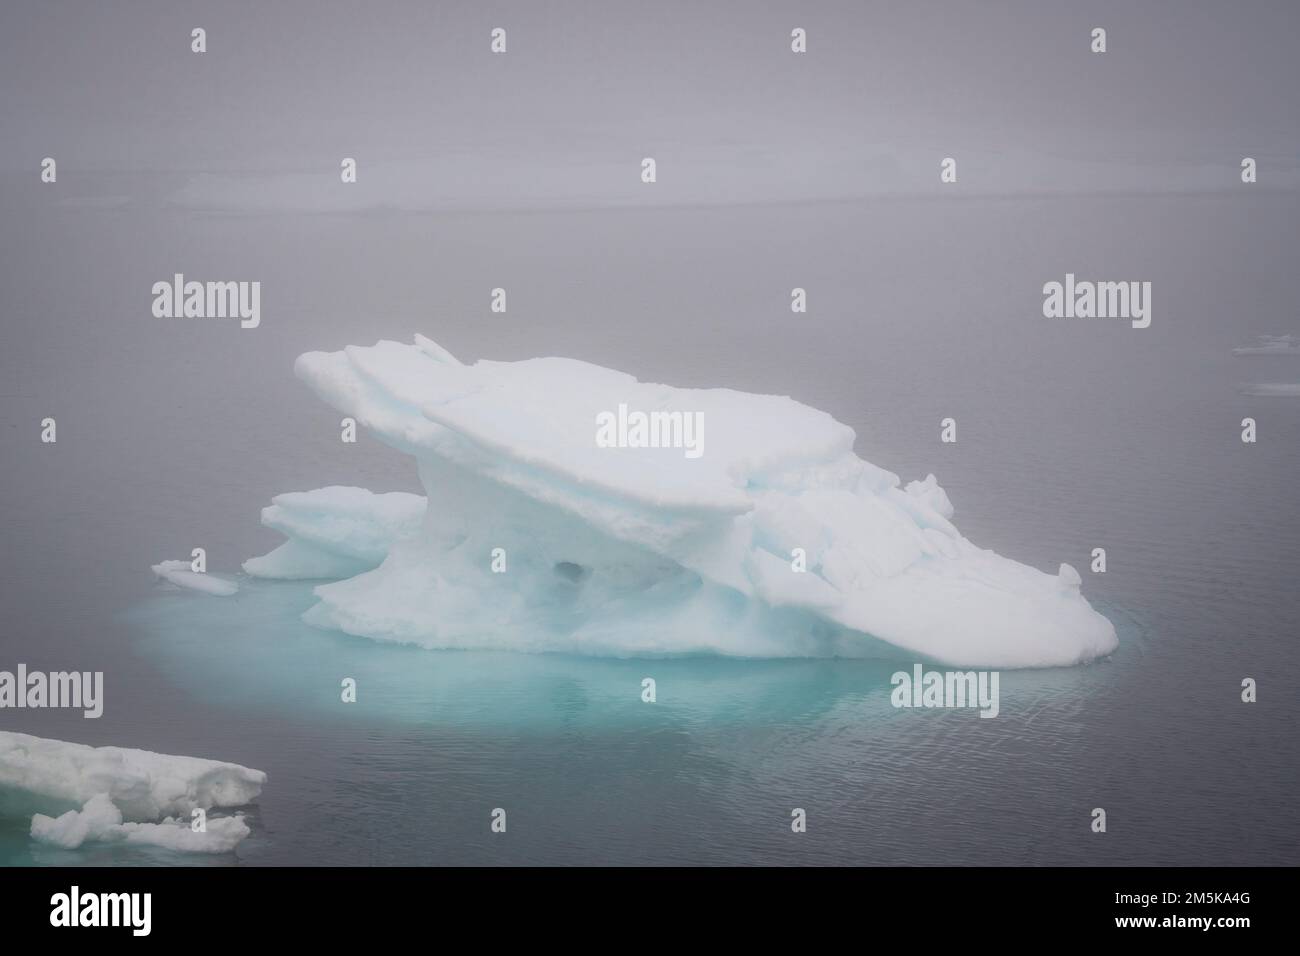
[53,578,1136,866]
[128,579,1121,733]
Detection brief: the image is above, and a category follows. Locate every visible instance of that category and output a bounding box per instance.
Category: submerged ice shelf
[151,560,238,596]
[0,731,265,853]
[242,335,1117,668]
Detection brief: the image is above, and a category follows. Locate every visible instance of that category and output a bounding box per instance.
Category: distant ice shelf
[0,731,265,853]
[1232,334,1300,356]
[241,334,1117,669]
[1238,382,1300,396]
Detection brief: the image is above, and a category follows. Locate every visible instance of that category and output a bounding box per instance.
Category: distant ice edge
[0,731,266,853]
[244,334,1117,669]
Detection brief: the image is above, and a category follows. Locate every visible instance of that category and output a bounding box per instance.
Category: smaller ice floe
[31,793,250,853]
[0,730,264,817]
[1238,382,1300,396]
[243,486,425,580]
[151,560,238,596]
[0,731,265,853]
[1232,334,1300,357]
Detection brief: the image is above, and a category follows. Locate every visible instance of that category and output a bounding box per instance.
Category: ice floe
[0,731,264,853]
[30,793,251,853]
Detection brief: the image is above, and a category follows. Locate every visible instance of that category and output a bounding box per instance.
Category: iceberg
[0,731,265,853]
[252,335,1116,668]
[151,560,238,596]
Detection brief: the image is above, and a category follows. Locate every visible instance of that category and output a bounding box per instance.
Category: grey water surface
[1,0,1297,865]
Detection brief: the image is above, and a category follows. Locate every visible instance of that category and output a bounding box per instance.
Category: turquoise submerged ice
[243,335,1117,668]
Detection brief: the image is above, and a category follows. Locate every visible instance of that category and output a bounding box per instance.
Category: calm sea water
[1,187,1298,865]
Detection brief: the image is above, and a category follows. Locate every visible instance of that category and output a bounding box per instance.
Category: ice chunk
[151,560,238,596]
[902,472,956,529]
[0,730,265,822]
[30,792,251,853]
[243,486,425,579]
[271,335,1118,668]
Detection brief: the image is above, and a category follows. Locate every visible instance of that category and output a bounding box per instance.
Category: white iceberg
[0,731,265,853]
[254,335,1115,668]
[151,560,238,596]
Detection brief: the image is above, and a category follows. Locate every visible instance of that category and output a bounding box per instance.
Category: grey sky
[2,0,1296,197]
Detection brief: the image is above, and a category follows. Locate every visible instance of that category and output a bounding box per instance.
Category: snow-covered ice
[252,335,1117,668]
[30,793,251,853]
[0,731,264,853]
[0,731,264,819]
[151,560,238,596]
